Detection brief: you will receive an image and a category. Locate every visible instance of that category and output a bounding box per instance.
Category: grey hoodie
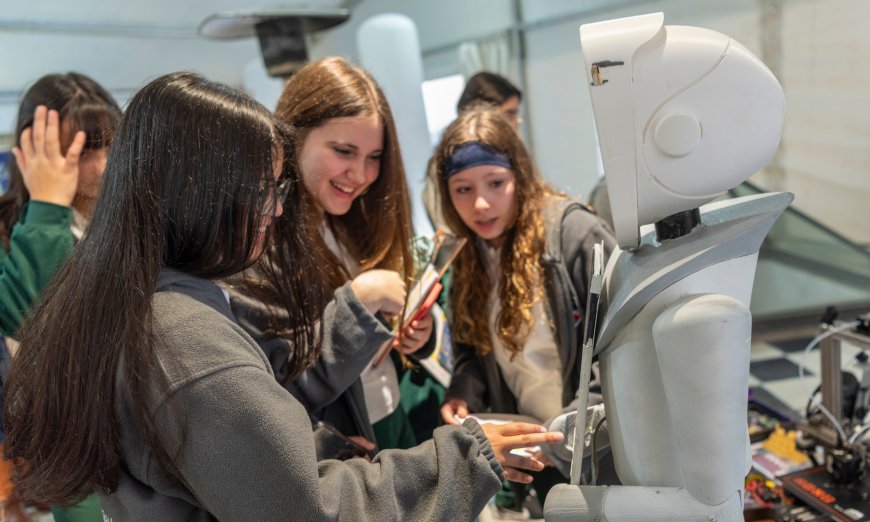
[101,268,502,521]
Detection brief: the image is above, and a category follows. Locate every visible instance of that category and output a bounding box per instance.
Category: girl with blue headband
[434,107,617,509]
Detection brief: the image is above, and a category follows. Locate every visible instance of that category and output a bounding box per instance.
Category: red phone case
[411,282,443,324]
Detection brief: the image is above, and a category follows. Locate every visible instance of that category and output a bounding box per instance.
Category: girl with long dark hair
[0,72,120,522]
[3,72,560,520]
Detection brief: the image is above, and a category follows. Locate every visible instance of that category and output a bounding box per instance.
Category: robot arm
[652,292,753,506]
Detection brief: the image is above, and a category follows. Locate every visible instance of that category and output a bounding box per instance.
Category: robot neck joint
[654,208,701,243]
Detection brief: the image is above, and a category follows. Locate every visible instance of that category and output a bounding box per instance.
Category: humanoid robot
[544,13,792,521]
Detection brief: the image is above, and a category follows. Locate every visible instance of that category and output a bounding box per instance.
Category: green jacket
[0,201,74,337]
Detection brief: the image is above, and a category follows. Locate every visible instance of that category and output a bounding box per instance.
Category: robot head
[580,13,785,249]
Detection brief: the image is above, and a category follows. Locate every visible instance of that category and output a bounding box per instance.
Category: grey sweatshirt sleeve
[229,280,393,411]
[287,283,393,410]
[152,341,503,521]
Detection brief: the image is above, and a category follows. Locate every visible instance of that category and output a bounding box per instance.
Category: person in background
[457,71,523,129]
[1,74,120,243]
[434,107,616,516]
[0,72,120,522]
[2,71,563,520]
[229,56,434,453]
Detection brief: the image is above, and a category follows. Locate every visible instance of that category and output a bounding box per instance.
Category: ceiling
[0,1,348,106]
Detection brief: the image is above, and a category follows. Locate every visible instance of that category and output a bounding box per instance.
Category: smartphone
[312,421,370,461]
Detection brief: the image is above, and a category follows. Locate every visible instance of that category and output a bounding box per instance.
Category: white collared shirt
[484,245,563,423]
[321,223,400,424]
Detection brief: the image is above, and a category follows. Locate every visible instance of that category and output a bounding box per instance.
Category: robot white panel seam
[637,37,730,141]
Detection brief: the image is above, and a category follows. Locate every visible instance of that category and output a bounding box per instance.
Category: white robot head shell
[580,13,785,249]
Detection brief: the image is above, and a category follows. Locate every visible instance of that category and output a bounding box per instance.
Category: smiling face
[447,164,518,247]
[298,114,384,217]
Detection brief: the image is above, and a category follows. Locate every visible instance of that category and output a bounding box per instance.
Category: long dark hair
[0,72,121,247]
[274,56,414,290]
[3,72,325,505]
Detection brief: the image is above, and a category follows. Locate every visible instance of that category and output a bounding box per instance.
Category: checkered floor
[750,335,868,417]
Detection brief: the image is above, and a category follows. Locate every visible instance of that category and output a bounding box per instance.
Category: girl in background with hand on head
[0,72,120,522]
[1,72,120,335]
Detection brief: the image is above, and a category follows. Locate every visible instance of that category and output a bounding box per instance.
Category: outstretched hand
[440,398,469,425]
[481,422,564,484]
[11,105,84,207]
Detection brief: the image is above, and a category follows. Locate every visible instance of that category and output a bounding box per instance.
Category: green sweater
[0,201,74,337]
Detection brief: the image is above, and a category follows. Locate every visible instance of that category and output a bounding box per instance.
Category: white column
[357,14,434,237]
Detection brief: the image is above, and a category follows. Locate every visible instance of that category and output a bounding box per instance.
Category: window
[421,74,465,146]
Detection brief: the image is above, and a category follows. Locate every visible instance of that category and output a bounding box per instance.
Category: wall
[309,0,513,62]
[519,0,869,245]
[522,0,761,200]
[778,0,870,245]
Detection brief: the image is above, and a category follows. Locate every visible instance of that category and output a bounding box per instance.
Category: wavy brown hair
[274,57,414,289]
[434,108,562,358]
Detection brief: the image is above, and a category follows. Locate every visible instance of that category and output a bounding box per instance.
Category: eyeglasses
[275,177,293,203]
[261,177,293,216]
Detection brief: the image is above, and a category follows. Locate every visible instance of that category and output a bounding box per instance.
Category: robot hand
[542,404,607,478]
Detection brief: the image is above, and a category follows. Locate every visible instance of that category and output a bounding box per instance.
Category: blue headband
[443,141,513,178]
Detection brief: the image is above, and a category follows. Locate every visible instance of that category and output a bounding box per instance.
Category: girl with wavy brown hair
[229,57,434,453]
[434,107,616,508]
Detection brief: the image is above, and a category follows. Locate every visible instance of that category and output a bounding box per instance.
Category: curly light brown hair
[434,108,563,358]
